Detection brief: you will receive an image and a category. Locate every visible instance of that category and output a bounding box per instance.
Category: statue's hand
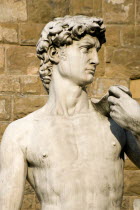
[108,86,140,133]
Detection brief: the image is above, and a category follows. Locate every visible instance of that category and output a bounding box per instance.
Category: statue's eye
[80,45,91,53]
[96,47,101,52]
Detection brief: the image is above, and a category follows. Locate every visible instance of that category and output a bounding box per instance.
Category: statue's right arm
[0,123,27,210]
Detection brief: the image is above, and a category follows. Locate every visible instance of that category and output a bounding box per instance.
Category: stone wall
[0,0,139,209]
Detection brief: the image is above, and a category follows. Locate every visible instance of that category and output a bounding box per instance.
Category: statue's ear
[48,46,59,64]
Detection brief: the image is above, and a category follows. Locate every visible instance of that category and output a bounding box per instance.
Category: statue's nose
[89,49,99,66]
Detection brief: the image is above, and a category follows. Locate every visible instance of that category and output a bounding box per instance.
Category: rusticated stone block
[70,0,102,17]
[124,157,139,170]
[105,47,140,79]
[0,28,2,41]
[41,85,48,96]
[105,46,115,64]
[35,196,41,210]
[21,194,35,210]
[121,196,130,210]
[0,47,5,74]
[6,46,40,75]
[124,170,140,196]
[120,25,135,47]
[91,78,129,98]
[24,181,35,195]
[19,23,45,46]
[0,76,20,93]
[103,0,135,24]
[0,122,9,141]
[0,96,11,121]
[130,79,140,99]
[13,95,47,119]
[27,0,69,23]
[0,0,27,22]
[135,26,140,46]
[20,76,42,95]
[21,181,36,209]
[106,25,121,47]
[93,0,102,16]
[0,23,18,44]
[136,0,140,23]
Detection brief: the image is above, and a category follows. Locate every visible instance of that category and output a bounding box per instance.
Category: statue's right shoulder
[1,105,51,146]
[1,117,31,143]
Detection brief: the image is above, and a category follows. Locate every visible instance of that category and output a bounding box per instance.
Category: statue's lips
[86,69,95,75]
[42,76,51,84]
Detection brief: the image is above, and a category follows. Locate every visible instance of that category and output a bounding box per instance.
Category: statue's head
[37,15,106,92]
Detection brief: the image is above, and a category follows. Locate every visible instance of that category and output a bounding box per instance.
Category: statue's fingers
[109,86,127,98]
[115,85,132,97]
[108,96,118,105]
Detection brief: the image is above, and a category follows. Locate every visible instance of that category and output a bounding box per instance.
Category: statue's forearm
[128,118,140,141]
[132,132,140,143]
[125,128,140,169]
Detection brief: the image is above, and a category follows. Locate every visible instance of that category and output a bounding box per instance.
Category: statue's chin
[85,75,94,85]
[80,77,94,87]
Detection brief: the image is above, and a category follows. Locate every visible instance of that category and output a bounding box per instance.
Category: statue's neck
[46,70,93,116]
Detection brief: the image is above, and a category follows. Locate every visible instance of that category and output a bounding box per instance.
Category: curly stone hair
[36,15,106,92]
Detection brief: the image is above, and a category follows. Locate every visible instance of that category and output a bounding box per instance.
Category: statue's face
[57,34,100,86]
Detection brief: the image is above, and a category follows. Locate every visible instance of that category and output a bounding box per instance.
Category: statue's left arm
[107,86,140,168]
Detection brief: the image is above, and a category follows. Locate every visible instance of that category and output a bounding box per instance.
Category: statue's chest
[26,113,126,169]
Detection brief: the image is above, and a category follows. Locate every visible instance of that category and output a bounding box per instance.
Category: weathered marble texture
[0,15,140,210]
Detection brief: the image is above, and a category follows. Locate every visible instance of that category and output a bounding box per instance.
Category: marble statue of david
[0,15,140,210]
